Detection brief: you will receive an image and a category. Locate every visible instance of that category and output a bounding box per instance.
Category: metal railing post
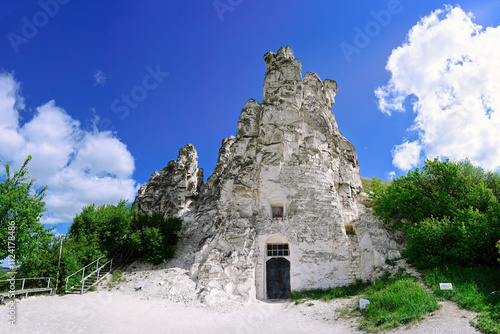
[81,268,85,294]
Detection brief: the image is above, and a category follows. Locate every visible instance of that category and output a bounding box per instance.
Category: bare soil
[1,267,480,334]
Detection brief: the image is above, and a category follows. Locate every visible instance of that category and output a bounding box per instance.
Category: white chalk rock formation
[134,46,402,304]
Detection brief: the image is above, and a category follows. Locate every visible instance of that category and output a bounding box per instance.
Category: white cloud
[376,5,500,171]
[93,70,106,86]
[0,73,138,224]
[392,141,422,171]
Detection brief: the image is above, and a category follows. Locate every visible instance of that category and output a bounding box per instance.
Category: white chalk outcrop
[134,46,402,304]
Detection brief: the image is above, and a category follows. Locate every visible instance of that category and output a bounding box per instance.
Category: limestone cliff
[134,46,402,304]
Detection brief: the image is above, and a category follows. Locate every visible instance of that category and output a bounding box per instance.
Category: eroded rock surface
[134,46,403,304]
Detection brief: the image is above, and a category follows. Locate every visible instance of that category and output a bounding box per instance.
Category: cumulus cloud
[392,141,422,171]
[376,5,500,171]
[0,73,138,224]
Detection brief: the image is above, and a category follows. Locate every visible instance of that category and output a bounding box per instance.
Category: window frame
[266,243,290,257]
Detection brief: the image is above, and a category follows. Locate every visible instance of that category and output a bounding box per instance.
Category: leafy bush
[404,208,496,267]
[129,213,182,264]
[69,200,134,254]
[371,158,500,267]
[18,201,182,292]
[70,202,182,265]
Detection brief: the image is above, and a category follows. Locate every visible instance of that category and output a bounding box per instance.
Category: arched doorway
[266,257,290,299]
[265,235,291,300]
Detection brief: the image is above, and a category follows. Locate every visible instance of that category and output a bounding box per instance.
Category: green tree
[69,200,134,254]
[371,158,500,267]
[372,158,498,228]
[0,156,53,265]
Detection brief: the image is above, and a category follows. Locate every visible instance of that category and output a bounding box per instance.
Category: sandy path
[1,291,480,334]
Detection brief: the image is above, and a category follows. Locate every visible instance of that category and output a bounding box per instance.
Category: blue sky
[1,0,500,238]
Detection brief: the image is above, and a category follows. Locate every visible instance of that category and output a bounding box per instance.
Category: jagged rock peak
[134,143,203,217]
[134,47,403,305]
[262,46,338,108]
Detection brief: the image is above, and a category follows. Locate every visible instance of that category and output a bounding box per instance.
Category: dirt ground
[1,288,480,334]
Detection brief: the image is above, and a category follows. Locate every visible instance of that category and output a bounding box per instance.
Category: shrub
[371,158,500,267]
[404,208,497,267]
[69,200,134,254]
[129,213,182,264]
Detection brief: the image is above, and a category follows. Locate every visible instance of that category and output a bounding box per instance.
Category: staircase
[65,248,130,294]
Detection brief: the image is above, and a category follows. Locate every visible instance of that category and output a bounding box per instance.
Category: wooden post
[47,278,51,288]
[22,278,25,290]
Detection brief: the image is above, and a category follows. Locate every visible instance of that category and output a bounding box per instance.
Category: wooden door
[266,257,290,299]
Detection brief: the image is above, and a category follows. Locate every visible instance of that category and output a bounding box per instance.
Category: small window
[272,206,283,219]
[267,244,289,256]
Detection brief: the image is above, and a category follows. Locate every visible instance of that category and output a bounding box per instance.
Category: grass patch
[345,224,356,236]
[289,279,370,303]
[360,176,391,194]
[359,277,440,332]
[290,268,440,332]
[422,266,500,333]
[111,270,124,282]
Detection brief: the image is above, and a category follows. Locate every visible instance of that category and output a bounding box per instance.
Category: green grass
[290,268,440,332]
[422,266,500,334]
[359,277,440,332]
[360,176,391,194]
[289,279,371,303]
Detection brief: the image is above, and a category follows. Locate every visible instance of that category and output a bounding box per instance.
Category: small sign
[136,281,146,289]
[359,298,370,309]
[439,283,453,290]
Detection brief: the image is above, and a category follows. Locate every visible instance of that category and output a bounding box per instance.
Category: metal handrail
[0,277,53,291]
[65,248,130,293]
[64,255,107,281]
[80,258,114,293]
